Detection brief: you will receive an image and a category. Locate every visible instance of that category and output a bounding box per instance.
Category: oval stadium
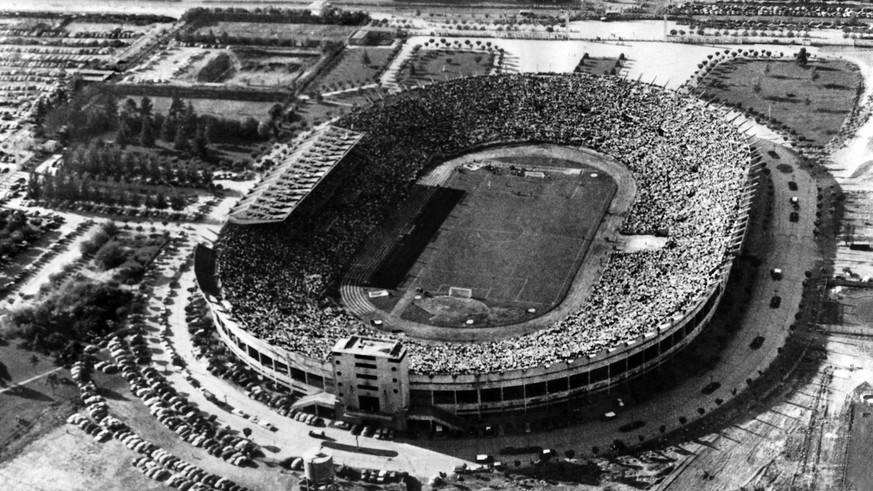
[194,73,755,431]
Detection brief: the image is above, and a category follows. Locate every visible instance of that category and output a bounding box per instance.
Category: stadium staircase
[407,404,466,432]
[340,185,439,317]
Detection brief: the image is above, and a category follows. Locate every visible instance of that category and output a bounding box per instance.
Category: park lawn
[397,49,494,86]
[312,46,397,94]
[699,58,861,147]
[194,21,357,41]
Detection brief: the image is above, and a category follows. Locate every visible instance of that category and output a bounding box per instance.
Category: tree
[168,95,185,119]
[797,47,809,66]
[169,193,186,211]
[160,115,175,142]
[173,125,188,152]
[117,119,133,147]
[154,192,169,210]
[183,101,197,132]
[192,125,209,157]
[140,96,153,118]
[27,172,41,201]
[95,242,127,270]
[268,103,284,122]
[121,98,138,120]
[139,117,155,147]
[362,50,371,66]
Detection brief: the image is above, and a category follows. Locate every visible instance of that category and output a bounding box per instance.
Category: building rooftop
[332,336,406,359]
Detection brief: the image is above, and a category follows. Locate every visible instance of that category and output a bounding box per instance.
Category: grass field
[366,157,616,327]
[312,46,397,94]
[699,58,861,146]
[397,49,494,87]
[194,21,357,42]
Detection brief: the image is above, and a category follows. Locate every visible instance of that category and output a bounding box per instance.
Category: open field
[144,96,278,121]
[397,49,494,86]
[194,21,358,42]
[699,58,861,146]
[364,156,615,327]
[224,47,319,87]
[312,46,397,93]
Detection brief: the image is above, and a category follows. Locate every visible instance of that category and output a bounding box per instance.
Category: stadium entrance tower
[331,336,409,430]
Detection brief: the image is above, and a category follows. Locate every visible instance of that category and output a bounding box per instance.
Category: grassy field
[699,58,861,147]
[0,342,103,465]
[312,46,397,94]
[194,21,357,41]
[366,157,615,327]
[397,49,494,87]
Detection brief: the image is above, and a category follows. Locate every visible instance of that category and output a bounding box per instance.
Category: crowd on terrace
[216,73,750,375]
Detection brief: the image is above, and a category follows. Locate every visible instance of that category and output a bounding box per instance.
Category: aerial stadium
[194,73,755,431]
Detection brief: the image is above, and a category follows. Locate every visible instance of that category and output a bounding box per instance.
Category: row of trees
[63,140,214,188]
[182,7,369,26]
[28,172,189,211]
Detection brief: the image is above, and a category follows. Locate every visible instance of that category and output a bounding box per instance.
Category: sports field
[361,154,616,328]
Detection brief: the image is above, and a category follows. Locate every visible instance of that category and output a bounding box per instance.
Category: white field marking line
[515,277,530,302]
[0,366,64,395]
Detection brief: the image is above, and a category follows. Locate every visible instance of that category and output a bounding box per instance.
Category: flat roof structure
[332,336,406,361]
[228,125,364,225]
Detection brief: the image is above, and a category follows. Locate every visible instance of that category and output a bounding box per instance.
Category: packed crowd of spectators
[216,73,750,375]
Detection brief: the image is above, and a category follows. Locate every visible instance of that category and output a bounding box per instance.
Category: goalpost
[448,286,473,299]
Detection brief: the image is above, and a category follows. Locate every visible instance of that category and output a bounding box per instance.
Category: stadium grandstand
[227,125,364,225]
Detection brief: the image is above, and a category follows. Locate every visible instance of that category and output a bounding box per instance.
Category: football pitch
[363,153,616,327]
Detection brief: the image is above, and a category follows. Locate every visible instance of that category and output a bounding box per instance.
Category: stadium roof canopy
[228,125,364,225]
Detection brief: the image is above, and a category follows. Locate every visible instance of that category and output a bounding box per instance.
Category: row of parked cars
[131,455,250,491]
[68,358,246,491]
[107,335,258,467]
[0,216,84,296]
